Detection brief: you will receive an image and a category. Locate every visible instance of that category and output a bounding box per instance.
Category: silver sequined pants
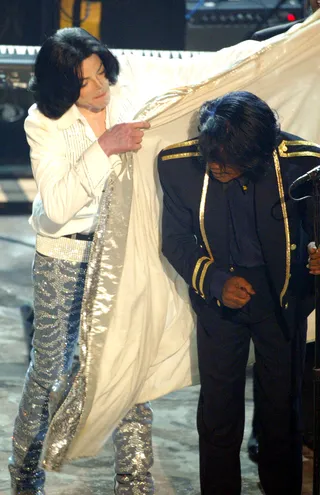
[9,253,154,494]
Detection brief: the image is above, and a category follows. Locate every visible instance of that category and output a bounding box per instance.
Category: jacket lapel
[199,168,232,270]
[255,150,290,307]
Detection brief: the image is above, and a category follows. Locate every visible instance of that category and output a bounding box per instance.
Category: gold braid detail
[192,256,210,292]
[195,167,215,298]
[199,259,214,298]
[273,150,291,307]
[162,139,199,151]
[200,168,213,259]
[280,151,320,159]
[161,152,201,161]
[278,140,320,159]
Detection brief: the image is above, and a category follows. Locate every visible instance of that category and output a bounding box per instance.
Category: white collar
[57,104,85,130]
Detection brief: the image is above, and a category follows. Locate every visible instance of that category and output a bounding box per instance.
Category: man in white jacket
[9,27,152,495]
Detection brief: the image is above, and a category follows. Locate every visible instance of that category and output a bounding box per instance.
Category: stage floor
[0,215,314,494]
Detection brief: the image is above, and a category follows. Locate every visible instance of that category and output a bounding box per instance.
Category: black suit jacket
[158,133,320,338]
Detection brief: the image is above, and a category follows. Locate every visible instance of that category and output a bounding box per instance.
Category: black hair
[29,27,120,119]
[198,91,281,177]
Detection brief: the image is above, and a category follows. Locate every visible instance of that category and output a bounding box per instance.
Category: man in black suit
[158,91,320,495]
[249,0,320,462]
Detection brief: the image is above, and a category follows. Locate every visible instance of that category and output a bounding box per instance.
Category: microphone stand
[289,173,320,494]
[313,178,320,495]
[72,0,82,27]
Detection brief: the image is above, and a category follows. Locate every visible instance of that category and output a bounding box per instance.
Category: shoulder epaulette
[163,138,199,151]
[160,138,201,161]
[278,139,320,159]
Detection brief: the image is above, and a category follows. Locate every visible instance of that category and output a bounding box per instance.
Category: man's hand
[308,242,320,275]
[99,121,150,156]
[221,276,256,309]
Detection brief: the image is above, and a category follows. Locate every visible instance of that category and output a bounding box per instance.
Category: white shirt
[27,90,132,238]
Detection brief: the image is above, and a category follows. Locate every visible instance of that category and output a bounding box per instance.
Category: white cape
[43,12,320,470]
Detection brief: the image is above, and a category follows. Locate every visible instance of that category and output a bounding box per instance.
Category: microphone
[290,164,320,191]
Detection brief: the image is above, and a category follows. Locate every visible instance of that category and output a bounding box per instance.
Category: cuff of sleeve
[208,269,232,302]
[75,140,116,197]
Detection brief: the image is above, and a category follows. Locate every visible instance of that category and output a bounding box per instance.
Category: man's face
[208,162,242,183]
[76,54,110,112]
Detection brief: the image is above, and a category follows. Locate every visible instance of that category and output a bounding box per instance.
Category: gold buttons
[284,302,289,309]
[290,244,297,251]
[217,300,221,307]
[229,266,235,272]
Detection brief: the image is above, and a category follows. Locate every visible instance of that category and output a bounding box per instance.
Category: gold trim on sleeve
[199,259,214,298]
[161,152,201,161]
[192,256,210,292]
[163,139,199,151]
[273,150,291,307]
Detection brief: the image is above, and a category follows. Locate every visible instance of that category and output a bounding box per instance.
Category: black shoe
[247,429,259,463]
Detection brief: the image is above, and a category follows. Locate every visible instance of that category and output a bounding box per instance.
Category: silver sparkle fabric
[113,403,154,494]
[10,489,45,495]
[35,235,92,263]
[10,252,154,494]
[9,252,87,493]
[42,164,135,468]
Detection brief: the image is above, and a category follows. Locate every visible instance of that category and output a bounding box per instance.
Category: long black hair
[29,27,120,119]
[198,91,280,176]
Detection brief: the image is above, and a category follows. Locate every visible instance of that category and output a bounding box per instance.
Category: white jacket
[26,96,128,237]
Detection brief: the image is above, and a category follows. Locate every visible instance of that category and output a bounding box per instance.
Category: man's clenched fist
[221,276,255,309]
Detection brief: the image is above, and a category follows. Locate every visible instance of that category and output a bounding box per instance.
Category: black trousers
[196,305,303,495]
[251,318,308,443]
